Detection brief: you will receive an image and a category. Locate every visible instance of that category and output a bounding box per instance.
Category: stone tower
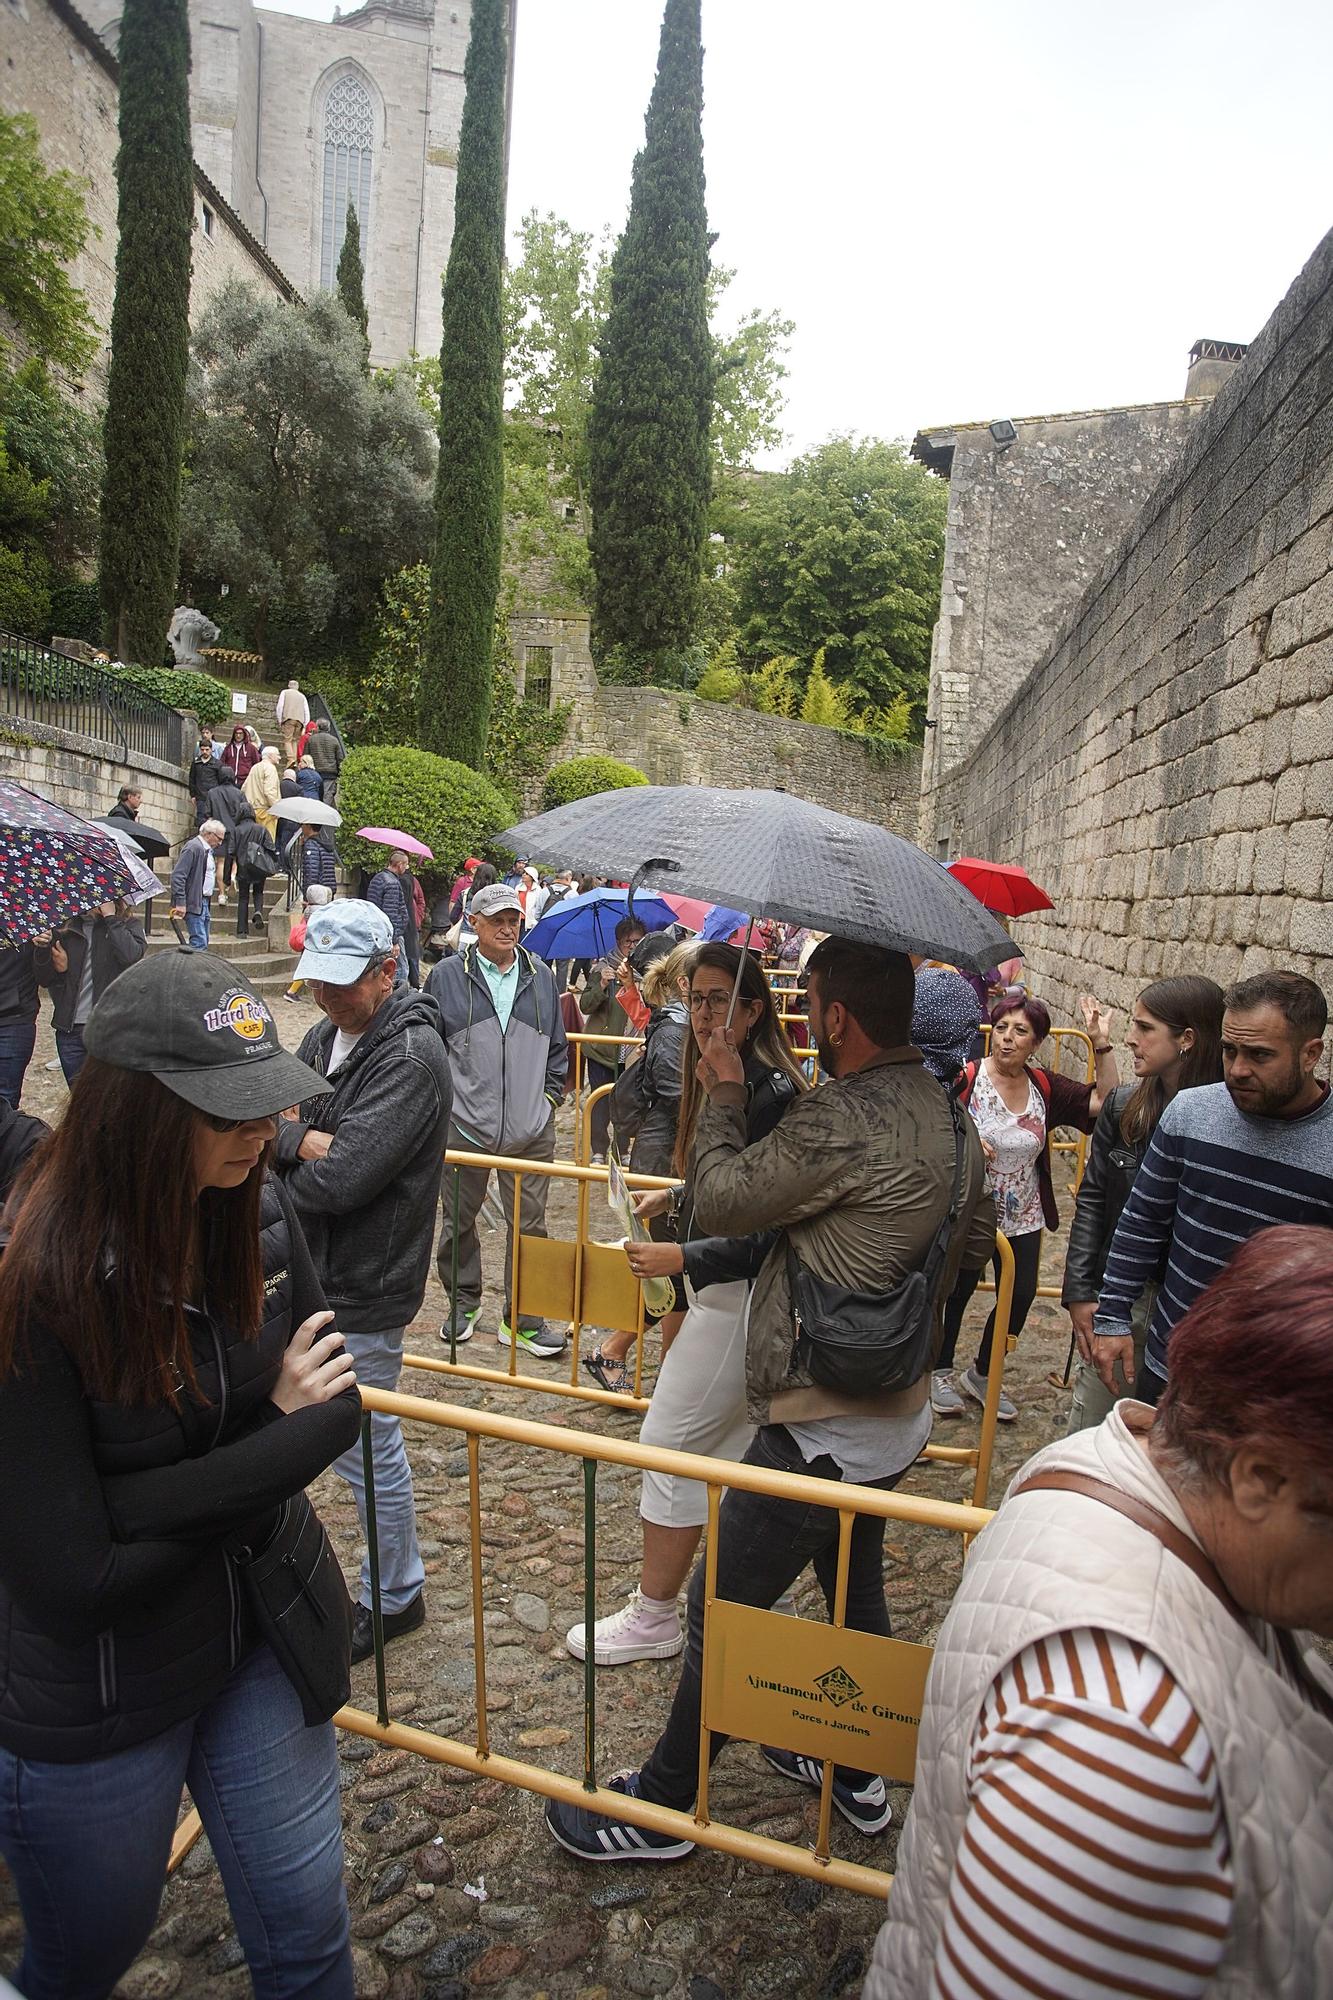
[74,0,517,368]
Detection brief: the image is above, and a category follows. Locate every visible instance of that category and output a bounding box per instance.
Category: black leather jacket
[1061,1084,1148,1305]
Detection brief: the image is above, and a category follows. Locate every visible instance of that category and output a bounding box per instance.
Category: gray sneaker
[960,1364,1016,1423]
[930,1369,964,1417]
[497,1319,567,1358]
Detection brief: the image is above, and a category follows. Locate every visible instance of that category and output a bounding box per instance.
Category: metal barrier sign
[704,1602,932,1779]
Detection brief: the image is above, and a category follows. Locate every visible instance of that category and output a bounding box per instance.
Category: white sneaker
[566,1590,684,1665]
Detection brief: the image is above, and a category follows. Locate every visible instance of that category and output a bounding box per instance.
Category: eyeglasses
[202,1112,274,1135]
[688,990,736,1016]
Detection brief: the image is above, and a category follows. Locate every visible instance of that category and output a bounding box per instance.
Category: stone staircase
[144,868,302,997]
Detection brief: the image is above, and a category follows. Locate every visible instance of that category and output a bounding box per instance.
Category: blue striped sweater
[1094,1081,1333,1380]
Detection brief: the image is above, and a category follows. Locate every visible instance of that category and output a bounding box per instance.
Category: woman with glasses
[566,942,808,1668]
[0,951,360,1998]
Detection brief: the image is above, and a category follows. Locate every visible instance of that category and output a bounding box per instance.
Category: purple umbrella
[0,779,136,944]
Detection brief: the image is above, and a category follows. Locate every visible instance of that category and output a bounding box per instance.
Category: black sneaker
[544,1770,694,1863]
[760,1745,893,1834]
[350,1591,425,1665]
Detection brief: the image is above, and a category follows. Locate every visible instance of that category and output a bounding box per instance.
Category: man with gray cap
[273,901,452,1661]
[426,881,569,1359]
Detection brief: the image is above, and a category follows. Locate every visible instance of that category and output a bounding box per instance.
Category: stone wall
[568,688,923,835]
[923,227,1333,1025]
[914,401,1211,799]
[1,723,193,848]
[0,0,297,390]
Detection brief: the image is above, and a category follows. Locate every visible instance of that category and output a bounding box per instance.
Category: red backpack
[955,1059,1052,1111]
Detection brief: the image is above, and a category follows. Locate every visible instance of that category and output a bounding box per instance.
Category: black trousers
[235,868,266,935]
[636,1425,907,1809]
[937,1229,1043,1376]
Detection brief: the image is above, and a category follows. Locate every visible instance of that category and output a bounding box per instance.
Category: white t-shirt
[329,1025,365,1072]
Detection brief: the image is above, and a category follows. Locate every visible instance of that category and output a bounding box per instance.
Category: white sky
[278,0,1333,466]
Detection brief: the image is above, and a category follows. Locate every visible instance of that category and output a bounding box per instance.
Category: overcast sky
[283,0,1333,466]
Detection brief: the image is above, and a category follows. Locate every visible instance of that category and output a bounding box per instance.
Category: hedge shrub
[47,577,102,646]
[99,659,232,726]
[541,754,647,812]
[336,744,515,879]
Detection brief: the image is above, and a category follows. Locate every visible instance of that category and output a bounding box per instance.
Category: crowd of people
[0,817,1330,1999]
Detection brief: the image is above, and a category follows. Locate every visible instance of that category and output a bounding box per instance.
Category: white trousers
[639,1281,754,1529]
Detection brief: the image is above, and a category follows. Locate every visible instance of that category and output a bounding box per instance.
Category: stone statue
[167,606,220,668]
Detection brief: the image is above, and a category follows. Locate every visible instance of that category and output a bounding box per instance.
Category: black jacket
[33,915,146,1033]
[234,817,280,878]
[1061,1084,1148,1304]
[106,801,139,823]
[611,1000,688,1175]
[204,782,248,839]
[300,832,338,897]
[0,1178,359,1762]
[0,943,37,1028]
[273,989,453,1334]
[0,1098,47,1202]
[188,749,219,802]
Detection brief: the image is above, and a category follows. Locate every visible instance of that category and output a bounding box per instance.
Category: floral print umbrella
[0,779,137,944]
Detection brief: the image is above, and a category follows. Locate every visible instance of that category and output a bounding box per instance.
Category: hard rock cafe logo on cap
[203,990,272,1042]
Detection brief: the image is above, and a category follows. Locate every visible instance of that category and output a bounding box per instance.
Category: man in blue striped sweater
[1093,970,1333,1402]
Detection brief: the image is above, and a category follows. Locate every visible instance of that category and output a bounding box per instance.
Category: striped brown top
[929,1627,1262,1998]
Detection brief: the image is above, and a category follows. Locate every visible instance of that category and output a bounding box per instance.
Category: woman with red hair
[869,1223,1333,2000]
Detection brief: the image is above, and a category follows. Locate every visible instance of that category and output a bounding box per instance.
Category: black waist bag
[232,1493,354,1726]
[787,1096,967,1397]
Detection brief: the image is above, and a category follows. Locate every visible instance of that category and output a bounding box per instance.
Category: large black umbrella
[499,787,1017,974]
[95,816,171,860]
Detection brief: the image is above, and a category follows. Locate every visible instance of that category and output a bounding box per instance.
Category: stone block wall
[924,227,1333,1024]
[1,724,193,848]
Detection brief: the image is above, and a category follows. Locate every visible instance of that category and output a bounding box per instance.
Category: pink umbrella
[356,826,435,861]
[660,893,713,931]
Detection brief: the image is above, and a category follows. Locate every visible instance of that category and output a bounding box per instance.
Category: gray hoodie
[272,988,452,1333]
[425,943,567,1154]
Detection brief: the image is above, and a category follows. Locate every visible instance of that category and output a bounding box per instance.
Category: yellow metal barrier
[342,1388,996,1897]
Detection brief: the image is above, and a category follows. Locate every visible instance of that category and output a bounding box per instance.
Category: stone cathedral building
[71,0,517,368]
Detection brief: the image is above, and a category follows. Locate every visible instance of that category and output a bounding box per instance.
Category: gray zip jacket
[425,943,567,1154]
[272,988,452,1334]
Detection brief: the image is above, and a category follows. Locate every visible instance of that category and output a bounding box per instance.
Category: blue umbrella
[525,886,677,962]
[700,904,749,944]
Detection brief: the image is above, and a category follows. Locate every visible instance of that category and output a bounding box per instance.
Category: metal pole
[361,1413,389,1728]
[447,1163,461,1358]
[582,1456,597,1790]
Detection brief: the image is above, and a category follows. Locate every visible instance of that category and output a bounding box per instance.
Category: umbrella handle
[724,918,756,1031]
[626,859,677,933]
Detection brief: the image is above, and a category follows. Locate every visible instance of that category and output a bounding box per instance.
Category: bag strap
[1010,1469,1244,1623]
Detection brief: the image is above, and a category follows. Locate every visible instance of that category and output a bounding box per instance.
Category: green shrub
[541,754,648,811]
[336,744,515,878]
[694,663,743,704]
[47,576,102,645]
[0,543,51,638]
[99,659,232,725]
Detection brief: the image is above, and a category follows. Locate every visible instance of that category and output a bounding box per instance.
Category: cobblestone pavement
[1,999,1086,2000]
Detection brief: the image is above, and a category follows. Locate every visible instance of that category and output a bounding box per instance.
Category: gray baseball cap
[83,950,331,1120]
[470,882,523,919]
[294,897,394,984]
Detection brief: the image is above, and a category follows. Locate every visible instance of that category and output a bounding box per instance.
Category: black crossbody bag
[786,1095,968,1397]
[230,1491,354,1727]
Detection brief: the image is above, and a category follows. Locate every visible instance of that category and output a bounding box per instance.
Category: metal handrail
[0,629,185,764]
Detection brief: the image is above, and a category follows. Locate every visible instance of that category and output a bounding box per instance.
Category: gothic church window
[320,73,374,289]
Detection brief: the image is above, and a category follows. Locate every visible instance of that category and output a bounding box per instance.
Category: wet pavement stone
[1,1007,1082,1996]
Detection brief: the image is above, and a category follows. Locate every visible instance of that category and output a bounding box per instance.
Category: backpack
[956,1058,1052,1111]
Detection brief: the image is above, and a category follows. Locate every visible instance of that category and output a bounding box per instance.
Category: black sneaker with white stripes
[760,1745,893,1834]
[544,1769,694,1862]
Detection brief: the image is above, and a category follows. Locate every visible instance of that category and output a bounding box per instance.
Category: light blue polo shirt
[477,948,520,1032]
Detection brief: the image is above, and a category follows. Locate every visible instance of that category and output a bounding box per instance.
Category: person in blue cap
[273,900,453,1662]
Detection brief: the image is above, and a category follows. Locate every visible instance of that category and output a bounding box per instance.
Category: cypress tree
[587,0,711,670]
[336,202,370,362]
[98,0,193,664]
[419,0,506,769]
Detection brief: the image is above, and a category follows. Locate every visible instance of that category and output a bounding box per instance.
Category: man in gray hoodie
[426,882,568,1359]
[274,900,452,1661]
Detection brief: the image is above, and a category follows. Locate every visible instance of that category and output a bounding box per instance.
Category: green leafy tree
[587,0,711,668]
[181,282,435,655]
[336,744,514,877]
[0,112,98,376]
[422,0,508,769]
[729,436,947,730]
[98,0,193,662]
[0,359,102,568]
[336,202,369,362]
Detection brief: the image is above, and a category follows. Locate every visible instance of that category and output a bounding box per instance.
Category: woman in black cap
[0,950,360,1999]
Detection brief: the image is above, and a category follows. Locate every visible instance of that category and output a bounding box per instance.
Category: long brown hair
[1120,975,1224,1145]
[672,943,808,1178]
[0,1060,266,1406]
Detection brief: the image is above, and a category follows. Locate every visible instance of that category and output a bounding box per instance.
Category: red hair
[989,995,1050,1044]
[1155,1226,1333,1485]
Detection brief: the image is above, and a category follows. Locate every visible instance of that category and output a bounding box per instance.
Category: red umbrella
[946,858,1054,918]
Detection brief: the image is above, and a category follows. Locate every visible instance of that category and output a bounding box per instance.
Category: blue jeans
[0,1021,36,1107]
[0,1643,352,1999]
[187,903,211,951]
[334,1327,425,1614]
[54,1027,86,1086]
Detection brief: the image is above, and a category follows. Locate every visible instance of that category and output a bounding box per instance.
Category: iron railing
[0,630,188,765]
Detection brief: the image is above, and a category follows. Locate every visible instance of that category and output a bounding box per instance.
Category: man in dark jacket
[274,900,452,1661]
[0,1097,47,1200]
[0,943,38,1109]
[367,852,411,985]
[33,904,146,1083]
[107,785,142,823]
[187,732,220,825]
[305,719,344,799]
[426,883,569,1358]
[204,778,247,901]
[169,821,225,950]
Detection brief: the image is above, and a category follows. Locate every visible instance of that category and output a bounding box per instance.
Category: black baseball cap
[83,950,332,1121]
